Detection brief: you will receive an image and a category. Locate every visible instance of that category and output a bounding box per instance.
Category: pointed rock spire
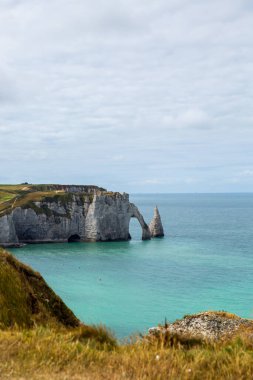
[149,206,164,237]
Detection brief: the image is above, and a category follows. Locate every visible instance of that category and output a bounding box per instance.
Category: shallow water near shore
[10,193,253,338]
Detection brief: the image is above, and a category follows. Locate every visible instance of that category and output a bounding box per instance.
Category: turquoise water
[10,194,253,338]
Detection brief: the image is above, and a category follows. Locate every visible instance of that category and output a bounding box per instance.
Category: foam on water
[10,193,253,338]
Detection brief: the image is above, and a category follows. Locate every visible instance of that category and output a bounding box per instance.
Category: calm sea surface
[10,194,253,338]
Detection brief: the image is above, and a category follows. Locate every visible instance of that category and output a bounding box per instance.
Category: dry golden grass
[183,310,241,320]
[0,185,31,192]
[1,326,253,380]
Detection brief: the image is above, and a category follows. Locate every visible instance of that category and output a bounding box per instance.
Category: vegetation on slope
[0,247,79,328]
[0,184,95,216]
[0,185,58,216]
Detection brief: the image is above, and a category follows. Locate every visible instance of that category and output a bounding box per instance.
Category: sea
[10,193,253,339]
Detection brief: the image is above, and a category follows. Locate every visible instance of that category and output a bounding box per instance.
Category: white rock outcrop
[149,206,164,237]
[148,311,253,341]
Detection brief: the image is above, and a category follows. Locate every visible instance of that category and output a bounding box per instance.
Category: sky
[0,0,253,193]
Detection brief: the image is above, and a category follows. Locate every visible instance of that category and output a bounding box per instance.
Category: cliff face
[11,195,89,243]
[84,192,131,241]
[0,215,19,245]
[0,186,159,245]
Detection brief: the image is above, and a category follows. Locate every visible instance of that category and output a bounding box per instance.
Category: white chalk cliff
[0,186,164,246]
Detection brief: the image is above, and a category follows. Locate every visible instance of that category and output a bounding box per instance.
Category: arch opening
[129,216,143,241]
[68,234,81,243]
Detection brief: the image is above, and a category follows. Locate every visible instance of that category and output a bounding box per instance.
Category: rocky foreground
[149,311,253,341]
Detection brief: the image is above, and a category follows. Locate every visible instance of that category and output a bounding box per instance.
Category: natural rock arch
[128,203,151,240]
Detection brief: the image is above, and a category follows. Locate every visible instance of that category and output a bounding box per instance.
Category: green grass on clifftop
[0,185,62,215]
[0,184,100,217]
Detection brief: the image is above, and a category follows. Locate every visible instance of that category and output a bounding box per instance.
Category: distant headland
[0,184,164,246]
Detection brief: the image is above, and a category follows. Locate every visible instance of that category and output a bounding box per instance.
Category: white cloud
[162,108,210,129]
[0,0,253,191]
[241,170,253,177]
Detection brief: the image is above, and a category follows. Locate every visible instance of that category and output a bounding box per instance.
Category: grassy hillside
[0,184,104,217]
[0,185,65,216]
[0,247,79,328]
[1,248,253,379]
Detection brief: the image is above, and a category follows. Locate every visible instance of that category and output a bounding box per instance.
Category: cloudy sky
[0,0,253,192]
